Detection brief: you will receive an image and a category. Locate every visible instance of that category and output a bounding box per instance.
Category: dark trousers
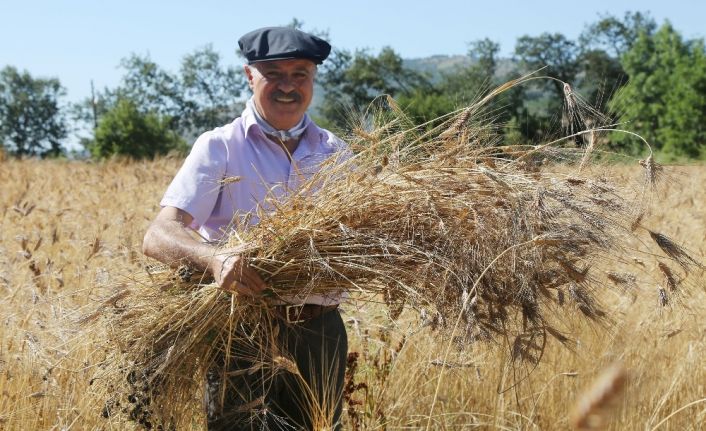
[205,309,348,430]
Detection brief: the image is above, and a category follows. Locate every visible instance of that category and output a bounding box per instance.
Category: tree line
[1,12,705,160]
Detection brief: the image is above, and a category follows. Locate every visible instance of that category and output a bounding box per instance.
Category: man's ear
[243,65,255,89]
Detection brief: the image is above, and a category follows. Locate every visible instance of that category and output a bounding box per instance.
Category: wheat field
[0,157,704,430]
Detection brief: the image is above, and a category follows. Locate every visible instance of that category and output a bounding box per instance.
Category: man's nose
[276,76,296,93]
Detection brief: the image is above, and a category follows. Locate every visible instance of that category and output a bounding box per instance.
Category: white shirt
[161,103,349,305]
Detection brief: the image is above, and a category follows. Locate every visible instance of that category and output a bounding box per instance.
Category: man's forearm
[143,219,218,272]
[143,207,266,294]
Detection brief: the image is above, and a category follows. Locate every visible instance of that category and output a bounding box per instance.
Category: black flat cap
[238,27,331,65]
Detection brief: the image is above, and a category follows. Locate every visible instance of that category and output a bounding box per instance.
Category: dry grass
[338,160,706,431]
[83,79,705,428]
[1,90,705,429]
[0,157,704,430]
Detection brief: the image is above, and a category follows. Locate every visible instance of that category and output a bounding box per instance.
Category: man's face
[245,59,316,130]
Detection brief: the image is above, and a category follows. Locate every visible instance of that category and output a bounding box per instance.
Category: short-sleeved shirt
[160,103,348,305]
[162,104,347,241]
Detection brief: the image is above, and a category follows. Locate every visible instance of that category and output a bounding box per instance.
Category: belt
[274,304,339,324]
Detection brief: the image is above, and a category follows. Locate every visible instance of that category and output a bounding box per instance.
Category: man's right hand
[210,250,268,297]
[143,206,268,297]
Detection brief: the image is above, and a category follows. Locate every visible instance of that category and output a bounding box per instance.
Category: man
[142,27,348,430]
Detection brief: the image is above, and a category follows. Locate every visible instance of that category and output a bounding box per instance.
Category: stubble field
[0,157,704,430]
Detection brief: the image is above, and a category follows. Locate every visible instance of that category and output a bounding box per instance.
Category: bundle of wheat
[85,76,702,428]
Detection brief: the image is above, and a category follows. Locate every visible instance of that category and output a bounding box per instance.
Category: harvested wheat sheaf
[85,76,702,428]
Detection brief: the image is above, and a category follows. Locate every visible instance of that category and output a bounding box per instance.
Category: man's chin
[269,110,306,129]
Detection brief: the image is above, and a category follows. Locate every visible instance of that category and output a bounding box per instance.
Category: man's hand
[210,250,268,297]
[143,207,268,297]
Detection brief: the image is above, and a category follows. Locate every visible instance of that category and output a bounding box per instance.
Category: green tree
[440,38,500,101]
[396,90,456,125]
[87,98,184,159]
[610,22,706,158]
[75,46,245,156]
[433,38,537,139]
[513,33,584,143]
[660,38,706,157]
[72,55,180,146]
[575,49,626,111]
[179,46,246,136]
[515,33,580,102]
[318,47,433,129]
[0,66,67,157]
[114,47,245,136]
[577,11,657,111]
[117,54,183,121]
[579,11,657,58]
[512,27,635,142]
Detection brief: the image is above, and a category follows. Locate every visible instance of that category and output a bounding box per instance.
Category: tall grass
[0,104,704,429]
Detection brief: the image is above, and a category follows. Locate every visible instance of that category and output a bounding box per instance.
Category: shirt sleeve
[160,132,227,229]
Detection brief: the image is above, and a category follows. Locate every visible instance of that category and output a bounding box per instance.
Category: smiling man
[142,27,349,430]
[247,59,315,127]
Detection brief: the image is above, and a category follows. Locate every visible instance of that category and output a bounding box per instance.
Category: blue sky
[1,0,704,104]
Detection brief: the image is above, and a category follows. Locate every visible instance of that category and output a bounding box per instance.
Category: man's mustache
[271,91,302,102]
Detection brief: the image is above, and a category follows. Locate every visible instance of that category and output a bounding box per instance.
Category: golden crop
[0,157,704,430]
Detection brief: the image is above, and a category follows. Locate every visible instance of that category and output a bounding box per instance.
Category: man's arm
[142,206,266,296]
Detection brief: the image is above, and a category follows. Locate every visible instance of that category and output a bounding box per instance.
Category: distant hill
[404,54,518,81]
[404,55,473,81]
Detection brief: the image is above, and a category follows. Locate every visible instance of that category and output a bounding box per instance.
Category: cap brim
[247,55,322,65]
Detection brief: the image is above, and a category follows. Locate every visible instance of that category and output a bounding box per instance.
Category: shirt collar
[241,101,321,159]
